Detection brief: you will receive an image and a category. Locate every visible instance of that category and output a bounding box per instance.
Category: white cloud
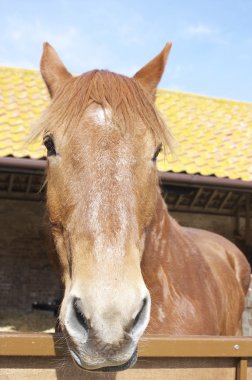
[0,12,149,76]
[4,16,79,52]
[0,15,114,71]
[180,23,227,45]
[186,24,214,36]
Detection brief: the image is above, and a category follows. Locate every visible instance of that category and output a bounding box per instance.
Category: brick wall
[0,200,61,311]
[171,211,242,243]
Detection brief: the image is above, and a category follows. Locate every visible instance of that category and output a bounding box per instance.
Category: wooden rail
[0,333,251,380]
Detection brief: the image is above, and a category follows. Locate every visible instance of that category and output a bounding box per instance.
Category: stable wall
[0,199,60,311]
[171,211,239,242]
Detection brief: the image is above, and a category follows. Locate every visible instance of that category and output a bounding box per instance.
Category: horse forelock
[34,69,172,152]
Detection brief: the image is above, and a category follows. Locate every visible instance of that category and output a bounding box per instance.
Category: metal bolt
[234,344,240,350]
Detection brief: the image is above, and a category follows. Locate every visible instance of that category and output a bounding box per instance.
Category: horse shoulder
[183,227,251,296]
[166,222,250,334]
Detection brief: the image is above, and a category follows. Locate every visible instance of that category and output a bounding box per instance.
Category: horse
[36,42,251,372]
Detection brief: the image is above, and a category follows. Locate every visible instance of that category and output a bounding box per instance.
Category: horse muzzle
[71,347,138,372]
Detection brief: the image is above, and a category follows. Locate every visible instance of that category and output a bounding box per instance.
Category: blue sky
[1,0,252,102]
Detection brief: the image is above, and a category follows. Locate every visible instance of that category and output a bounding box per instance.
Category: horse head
[39,42,171,371]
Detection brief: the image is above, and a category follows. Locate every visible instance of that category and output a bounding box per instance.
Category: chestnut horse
[37,42,251,372]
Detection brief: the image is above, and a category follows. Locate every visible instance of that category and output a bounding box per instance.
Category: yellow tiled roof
[0,67,48,158]
[0,67,252,181]
[156,90,252,181]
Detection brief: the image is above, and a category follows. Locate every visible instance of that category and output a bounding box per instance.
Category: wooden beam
[174,194,183,208]
[204,189,217,210]
[245,194,251,245]
[1,333,252,358]
[219,191,232,210]
[25,175,33,194]
[7,174,14,193]
[236,359,248,380]
[190,188,203,209]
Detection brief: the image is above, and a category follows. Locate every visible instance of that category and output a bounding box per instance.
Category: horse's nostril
[133,297,147,329]
[73,297,89,331]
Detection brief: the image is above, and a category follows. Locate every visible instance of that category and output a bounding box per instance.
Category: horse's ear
[133,42,172,100]
[40,42,72,97]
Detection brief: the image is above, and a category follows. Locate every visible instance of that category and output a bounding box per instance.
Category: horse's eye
[152,143,162,162]
[43,135,56,156]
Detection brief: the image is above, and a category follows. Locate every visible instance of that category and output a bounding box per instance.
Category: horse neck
[140,187,187,291]
[141,188,173,273]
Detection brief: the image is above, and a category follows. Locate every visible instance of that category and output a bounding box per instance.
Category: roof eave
[0,157,251,192]
[160,172,252,192]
